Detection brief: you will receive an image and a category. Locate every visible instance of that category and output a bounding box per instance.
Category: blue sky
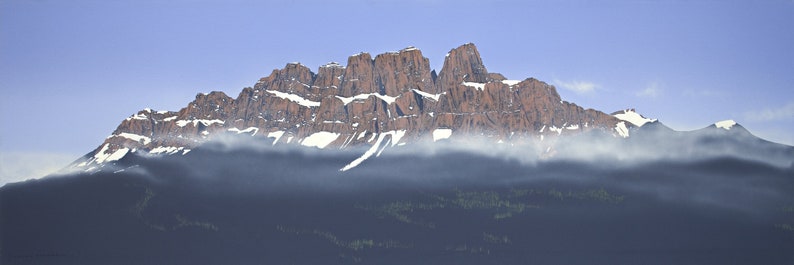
[1,0,793,183]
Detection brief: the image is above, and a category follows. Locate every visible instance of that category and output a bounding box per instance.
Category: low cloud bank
[67,132,790,218]
[3,133,792,265]
[0,151,79,186]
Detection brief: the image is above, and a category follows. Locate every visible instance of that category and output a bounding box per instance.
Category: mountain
[4,44,794,265]
[63,42,794,177]
[605,110,794,167]
[76,43,625,170]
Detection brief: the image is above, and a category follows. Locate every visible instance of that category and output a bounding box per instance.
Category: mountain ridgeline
[81,43,622,168]
[5,44,794,265]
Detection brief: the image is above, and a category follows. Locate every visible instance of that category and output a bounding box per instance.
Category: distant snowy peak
[612,109,657,127]
[714,120,737,130]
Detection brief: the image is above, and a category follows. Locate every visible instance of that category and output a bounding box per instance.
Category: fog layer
[2,131,793,264]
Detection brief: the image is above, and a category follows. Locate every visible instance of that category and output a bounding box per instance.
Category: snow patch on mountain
[149,146,185,155]
[266,90,321,107]
[389,130,407,146]
[321,62,344,68]
[104,148,129,162]
[614,109,656,127]
[340,134,386,172]
[176,119,225,127]
[126,113,148,121]
[615,122,630,138]
[462,82,487,91]
[336,93,397,105]
[301,131,341,149]
[116,133,152,145]
[715,120,737,130]
[228,127,259,136]
[80,144,130,167]
[501,80,521,86]
[412,89,446,101]
[340,130,406,172]
[267,131,285,145]
[433,129,452,142]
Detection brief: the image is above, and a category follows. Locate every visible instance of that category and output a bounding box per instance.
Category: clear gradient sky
[1,0,793,183]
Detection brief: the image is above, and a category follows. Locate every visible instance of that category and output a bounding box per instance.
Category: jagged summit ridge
[77,43,623,169]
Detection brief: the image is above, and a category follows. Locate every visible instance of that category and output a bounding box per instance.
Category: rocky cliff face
[78,43,625,168]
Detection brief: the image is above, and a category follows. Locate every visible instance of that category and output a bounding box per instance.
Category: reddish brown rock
[89,43,624,162]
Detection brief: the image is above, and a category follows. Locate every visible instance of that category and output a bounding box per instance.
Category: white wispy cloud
[744,101,794,122]
[636,83,661,98]
[682,89,723,97]
[0,152,78,186]
[553,79,599,94]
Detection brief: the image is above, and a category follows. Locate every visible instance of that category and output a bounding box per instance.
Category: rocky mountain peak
[340,52,376,96]
[255,63,316,95]
[438,43,489,86]
[373,46,434,96]
[77,43,627,170]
